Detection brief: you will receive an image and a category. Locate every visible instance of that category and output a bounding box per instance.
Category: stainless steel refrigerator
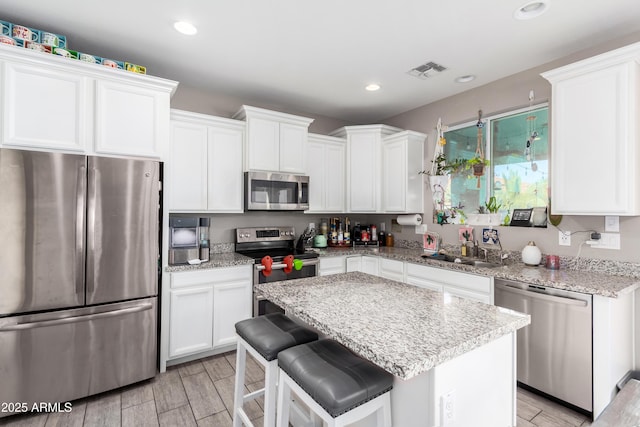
[0,148,160,416]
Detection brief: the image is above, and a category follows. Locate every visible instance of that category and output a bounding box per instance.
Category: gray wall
[384,31,640,262]
[171,84,352,135]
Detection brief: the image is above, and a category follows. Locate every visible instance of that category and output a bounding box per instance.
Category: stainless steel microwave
[245,171,309,211]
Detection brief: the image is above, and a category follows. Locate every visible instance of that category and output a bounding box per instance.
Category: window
[438,105,548,224]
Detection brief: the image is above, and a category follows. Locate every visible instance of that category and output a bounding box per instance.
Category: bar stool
[233,313,318,427]
[276,339,393,427]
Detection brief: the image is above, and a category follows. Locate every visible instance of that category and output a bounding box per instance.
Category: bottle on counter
[344,217,351,244]
[320,218,328,236]
[386,232,394,247]
[371,225,378,242]
[199,233,210,262]
[330,218,338,244]
[353,222,361,242]
[378,223,386,247]
[337,221,344,244]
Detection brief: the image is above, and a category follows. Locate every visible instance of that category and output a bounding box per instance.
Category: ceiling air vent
[407,61,447,79]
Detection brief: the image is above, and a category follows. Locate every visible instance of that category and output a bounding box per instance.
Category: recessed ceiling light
[514,0,550,20]
[365,84,381,91]
[455,75,476,83]
[174,21,198,35]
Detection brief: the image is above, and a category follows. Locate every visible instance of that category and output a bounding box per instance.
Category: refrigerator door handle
[0,302,153,332]
[86,166,98,294]
[76,164,87,299]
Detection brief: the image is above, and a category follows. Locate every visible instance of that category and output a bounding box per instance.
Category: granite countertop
[164,251,253,272]
[165,245,640,297]
[255,271,530,380]
[313,246,640,298]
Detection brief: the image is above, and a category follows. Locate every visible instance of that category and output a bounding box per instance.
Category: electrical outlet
[441,390,455,426]
[558,230,571,246]
[589,232,621,250]
[415,224,428,234]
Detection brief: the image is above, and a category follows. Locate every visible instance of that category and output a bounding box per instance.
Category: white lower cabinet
[378,258,404,282]
[167,265,252,361]
[406,263,493,304]
[319,256,346,276]
[169,286,214,358]
[212,280,253,348]
[361,256,379,275]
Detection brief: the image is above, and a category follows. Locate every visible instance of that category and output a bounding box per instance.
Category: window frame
[441,102,549,223]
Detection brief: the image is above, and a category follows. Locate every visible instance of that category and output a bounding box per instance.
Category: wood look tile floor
[1,350,592,427]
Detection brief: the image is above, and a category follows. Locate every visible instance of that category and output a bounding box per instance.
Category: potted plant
[485,196,502,225]
[467,156,490,177]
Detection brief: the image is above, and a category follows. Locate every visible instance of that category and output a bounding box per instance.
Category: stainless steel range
[235,226,319,316]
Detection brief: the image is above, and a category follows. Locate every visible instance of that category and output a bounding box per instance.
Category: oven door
[253,258,318,316]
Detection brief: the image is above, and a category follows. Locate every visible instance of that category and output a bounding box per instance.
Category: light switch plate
[415,224,428,234]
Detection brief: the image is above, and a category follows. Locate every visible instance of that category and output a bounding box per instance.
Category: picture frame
[423,232,439,253]
[458,226,474,243]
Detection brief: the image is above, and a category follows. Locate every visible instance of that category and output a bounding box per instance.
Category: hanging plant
[473,109,487,187]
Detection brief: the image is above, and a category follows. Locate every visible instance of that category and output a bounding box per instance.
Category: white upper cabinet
[331,125,403,213]
[307,133,346,212]
[169,110,244,212]
[2,60,90,152]
[382,130,426,213]
[233,105,314,174]
[0,45,177,158]
[94,80,169,158]
[542,42,640,215]
[169,118,209,210]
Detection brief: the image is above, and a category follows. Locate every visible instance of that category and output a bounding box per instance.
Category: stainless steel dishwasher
[494,278,593,413]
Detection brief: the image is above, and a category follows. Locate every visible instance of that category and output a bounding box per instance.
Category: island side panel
[429,332,517,427]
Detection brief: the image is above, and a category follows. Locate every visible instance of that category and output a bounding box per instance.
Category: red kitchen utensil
[261,255,273,277]
[283,255,294,274]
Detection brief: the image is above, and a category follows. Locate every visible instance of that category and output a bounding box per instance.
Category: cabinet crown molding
[542,40,640,82]
[0,43,178,95]
[329,124,403,138]
[232,105,314,126]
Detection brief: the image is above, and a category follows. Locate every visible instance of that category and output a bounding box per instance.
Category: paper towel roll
[397,214,422,226]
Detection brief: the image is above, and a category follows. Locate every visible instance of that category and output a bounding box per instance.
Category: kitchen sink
[461,260,502,268]
[422,253,502,268]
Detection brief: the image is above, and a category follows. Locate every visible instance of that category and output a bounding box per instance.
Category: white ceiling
[3,1,640,123]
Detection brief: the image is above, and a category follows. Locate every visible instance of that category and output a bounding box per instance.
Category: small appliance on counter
[169,217,209,265]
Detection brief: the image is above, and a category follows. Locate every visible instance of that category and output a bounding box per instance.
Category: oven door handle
[255,258,318,271]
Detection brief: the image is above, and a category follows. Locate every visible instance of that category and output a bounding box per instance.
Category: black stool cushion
[235,313,318,361]
[278,339,393,418]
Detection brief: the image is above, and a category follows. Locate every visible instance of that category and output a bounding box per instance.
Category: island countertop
[255,271,530,380]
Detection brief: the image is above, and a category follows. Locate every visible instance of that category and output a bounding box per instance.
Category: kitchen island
[255,271,530,426]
